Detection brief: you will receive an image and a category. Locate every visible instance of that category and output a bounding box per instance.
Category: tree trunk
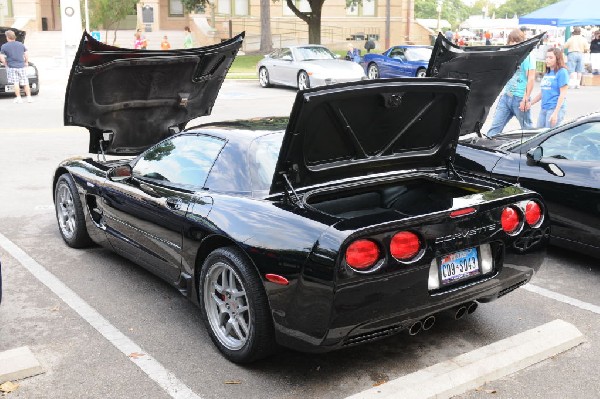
[259,0,272,53]
[307,12,321,44]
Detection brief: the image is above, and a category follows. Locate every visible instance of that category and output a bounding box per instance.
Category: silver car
[257,45,366,90]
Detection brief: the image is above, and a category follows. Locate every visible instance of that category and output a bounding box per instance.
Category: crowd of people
[132,26,195,50]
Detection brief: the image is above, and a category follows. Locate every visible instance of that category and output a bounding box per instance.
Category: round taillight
[345,239,380,270]
[525,201,542,226]
[390,231,421,261]
[501,207,521,234]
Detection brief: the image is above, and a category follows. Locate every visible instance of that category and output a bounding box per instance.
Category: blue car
[361,45,432,79]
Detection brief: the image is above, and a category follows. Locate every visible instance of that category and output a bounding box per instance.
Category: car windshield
[296,46,336,61]
[405,47,432,61]
[249,133,284,192]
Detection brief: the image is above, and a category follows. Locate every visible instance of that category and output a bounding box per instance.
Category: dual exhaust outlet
[408,301,478,336]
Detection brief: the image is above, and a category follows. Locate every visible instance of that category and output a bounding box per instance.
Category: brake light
[345,239,380,270]
[525,201,542,226]
[390,231,421,261]
[501,207,521,234]
[450,207,477,218]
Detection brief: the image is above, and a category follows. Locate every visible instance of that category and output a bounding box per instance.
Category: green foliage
[495,0,560,18]
[414,0,471,29]
[181,0,210,13]
[89,0,138,30]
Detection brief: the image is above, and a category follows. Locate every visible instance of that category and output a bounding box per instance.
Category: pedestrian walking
[530,48,569,128]
[364,37,375,53]
[564,27,589,89]
[183,26,194,49]
[486,29,535,137]
[0,30,33,103]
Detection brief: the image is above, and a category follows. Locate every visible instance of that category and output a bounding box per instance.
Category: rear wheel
[199,247,275,363]
[367,63,379,79]
[258,67,271,88]
[416,68,426,78]
[297,71,310,90]
[54,174,92,248]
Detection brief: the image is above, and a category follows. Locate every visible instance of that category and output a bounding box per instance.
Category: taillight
[345,239,380,270]
[501,207,521,234]
[390,231,421,261]
[525,201,542,226]
[450,207,477,218]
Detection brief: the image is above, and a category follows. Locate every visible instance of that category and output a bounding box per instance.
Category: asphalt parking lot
[0,59,599,398]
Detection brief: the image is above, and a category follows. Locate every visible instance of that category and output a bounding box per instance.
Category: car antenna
[98,139,106,162]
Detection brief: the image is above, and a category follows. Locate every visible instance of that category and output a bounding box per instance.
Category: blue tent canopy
[519,0,600,26]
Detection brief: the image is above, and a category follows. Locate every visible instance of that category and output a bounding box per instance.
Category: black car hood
[426,33,544,136]
[0,27,26,44]
[64,31,244,155]
[270,78,470,195]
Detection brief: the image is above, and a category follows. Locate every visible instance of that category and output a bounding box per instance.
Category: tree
[495,0,560,18]
[414,0,471,30]
[260,0,273,52]
[284,0,326,44]
[89,0,139,45]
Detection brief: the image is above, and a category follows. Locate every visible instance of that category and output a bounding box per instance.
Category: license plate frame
[4,85,15,93]
[439,247,480,286]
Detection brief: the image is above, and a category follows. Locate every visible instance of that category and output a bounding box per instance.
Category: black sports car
[0,27,40,96]
[456,113,600,258]
[53,32,548,363]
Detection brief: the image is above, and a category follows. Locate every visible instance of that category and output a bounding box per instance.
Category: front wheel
[297,71,310,90]
[54,174,92,248]
[416,68,426,78]
[199,247,275,363]
[367,63,379,79]
[258,67,271,88]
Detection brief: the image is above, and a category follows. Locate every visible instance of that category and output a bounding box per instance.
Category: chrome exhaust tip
[455,305,468,320]
[467,301,478,314]
[422,315,436,331]
[408,321,423,335]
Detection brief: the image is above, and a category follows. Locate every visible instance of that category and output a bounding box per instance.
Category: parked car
[0,27,40,96]
[456,113,600,258]
[53,31,548,363]
[257,45,365,90]
[361,45,432,79]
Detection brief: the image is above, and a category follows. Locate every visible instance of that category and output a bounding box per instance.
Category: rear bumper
[273,237,547,353]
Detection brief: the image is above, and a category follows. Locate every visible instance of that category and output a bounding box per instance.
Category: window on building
[169,0,184,16]
[217,0,250,15]
[346,0,376,16]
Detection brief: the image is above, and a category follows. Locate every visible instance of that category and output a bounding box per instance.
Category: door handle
[166,196,183,210]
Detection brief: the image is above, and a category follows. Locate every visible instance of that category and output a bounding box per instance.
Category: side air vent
[498,279,527,298]
[343,324,404,346]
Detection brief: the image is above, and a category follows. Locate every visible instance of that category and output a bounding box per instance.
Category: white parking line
[345,319,584,399]
[524,283,600,315]
[0,232,202,399]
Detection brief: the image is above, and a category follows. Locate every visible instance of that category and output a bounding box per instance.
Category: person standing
[445,29,453,42]
[563,27,590,89]
[590,30,600,74]
[161,35,171,50]
[486,29,536,137]
[183,26,194,49]
[0,30,32,103]
[133,31,144,49]
[530,48,569,128]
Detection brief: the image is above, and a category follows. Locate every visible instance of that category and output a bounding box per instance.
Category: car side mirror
[108,164,132,182]
[282,55,292,61]
[526,146,543,163]
[334,54,341,59]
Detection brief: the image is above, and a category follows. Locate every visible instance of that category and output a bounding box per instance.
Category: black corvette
[53,32,548,362]
[456,113,600,258]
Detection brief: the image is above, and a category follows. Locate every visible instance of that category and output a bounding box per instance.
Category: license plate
[4,85,14,92]
[439,247,480,285]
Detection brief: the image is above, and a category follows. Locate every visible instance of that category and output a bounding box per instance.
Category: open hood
[270,78,470,195]
[0,27,26,44]
[426,33,544,135]
[64,31,244,155]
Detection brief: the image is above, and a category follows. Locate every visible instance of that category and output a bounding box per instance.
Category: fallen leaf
[128,352,145,359]
[372,380,387,387]
[0,381,20,393]
[224,380,242,384]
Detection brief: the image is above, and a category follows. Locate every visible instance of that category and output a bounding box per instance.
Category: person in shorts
[564,27,590,89]
[0,30,32,103]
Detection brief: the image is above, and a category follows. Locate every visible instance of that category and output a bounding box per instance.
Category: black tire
[297,71,310,90]
[54,174,92,248]
[367,63,379,79]
[199,247,275,363]
[416,68,426,78]
[258,67,271,88]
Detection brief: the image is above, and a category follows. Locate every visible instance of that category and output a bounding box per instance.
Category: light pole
[436,0,443,32]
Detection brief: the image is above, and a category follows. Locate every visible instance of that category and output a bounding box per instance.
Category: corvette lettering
[435,224,498,244]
